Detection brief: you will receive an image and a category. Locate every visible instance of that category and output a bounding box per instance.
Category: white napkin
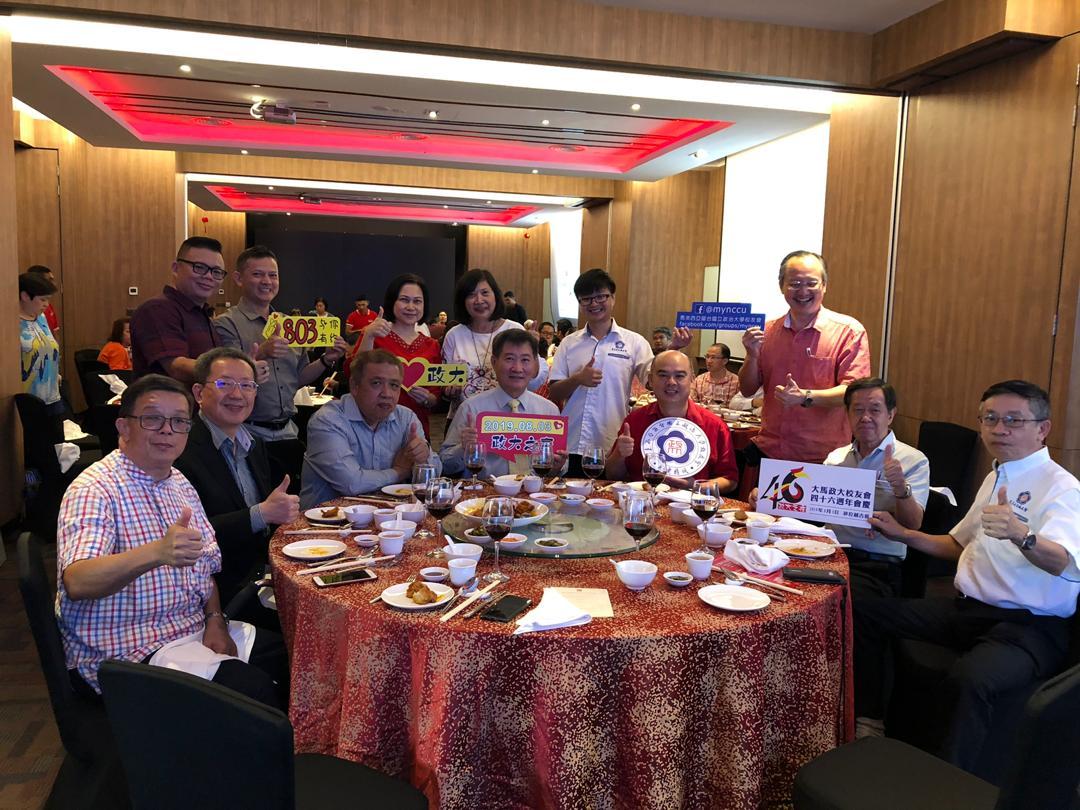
[657,489,691,504]
[54,442,80,474]
[514,588,592,635]
[931,486,957,507]
[294,386,314,406]
[98,373,128,395]
[62,419,89,441]
[148,621,257,681]
[767,517,839,544]
[724,540,790,575]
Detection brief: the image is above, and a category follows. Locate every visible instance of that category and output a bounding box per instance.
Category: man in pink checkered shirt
[57,374,287,707]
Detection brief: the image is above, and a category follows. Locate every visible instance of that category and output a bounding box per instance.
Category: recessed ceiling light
[531,169,539,174]
[240,149,248,155]
[268,185,274,190]
[442,204,448,209]
[285,212,291,216]
[179,64,192,73]
[451,221,458,226]
[486,200,493,205]
[631,102,641,111]
[541,119,550,126]
[251,84,260,88]
[426,109,438,120]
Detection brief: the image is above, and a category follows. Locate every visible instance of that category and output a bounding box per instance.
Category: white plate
[379,581,454,610]
[282,539,347,561]
[381,484,417,498]
[454,497,549,528]
[772,538,837,559]
[304,507,348,525]
[698,583,770,612]
[629,481,672,493]
[720,510,775,526]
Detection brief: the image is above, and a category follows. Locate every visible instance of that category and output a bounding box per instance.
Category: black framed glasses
[123,414,193,433]
[210,378,258,393]
[176,257,227,281]
[577,292,612,306]
[977,414,1043,429]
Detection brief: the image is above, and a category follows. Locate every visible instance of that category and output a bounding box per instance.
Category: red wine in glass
[465,460,485,477]
[531,462,553,478]
[692,503,717,523]
[427,502,453,520]
[413,486,429,504]
[624,522,652,541]
[485,523,512,542]
[582,462,605,479]
[642,470,666,488]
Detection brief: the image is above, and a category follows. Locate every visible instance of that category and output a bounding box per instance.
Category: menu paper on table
[755,459,875,528]
[476,412,568,460]
[675,302,766,331]
[262,313,341,347]
[549,587,614,618]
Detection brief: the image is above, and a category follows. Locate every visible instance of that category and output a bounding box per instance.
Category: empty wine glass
[581,447,605,481]
[425,477,456,548]
[482,496,514,584]
[412,463,437,537]
[464,440,486,490]
[622,492,656,553]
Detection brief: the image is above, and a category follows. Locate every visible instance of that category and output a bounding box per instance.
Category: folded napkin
[656,489,691,504]
[54,442,80,474]
[294,386,314,406]
[148,621,257,681]
[62,419,89,441]
[767,517,839,544]
[98,373,128,395]
[514,588,592,635]
[724,540,790,575]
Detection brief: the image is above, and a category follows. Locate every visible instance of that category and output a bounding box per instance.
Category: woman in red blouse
[353,274,441,438]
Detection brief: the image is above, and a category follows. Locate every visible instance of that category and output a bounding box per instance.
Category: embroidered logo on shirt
[614,340,625,350]
[1017,491,1031,506]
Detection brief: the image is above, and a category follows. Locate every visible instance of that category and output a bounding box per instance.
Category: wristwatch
[800,390,813,408]
[895,483,912,500]
[1019,534,1037,551]
[320,354,334,369]
[205,610,229,626]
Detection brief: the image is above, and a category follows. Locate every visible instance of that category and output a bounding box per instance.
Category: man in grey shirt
[301,349,440,509]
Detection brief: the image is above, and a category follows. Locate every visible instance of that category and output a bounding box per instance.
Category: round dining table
[271,486,853,810]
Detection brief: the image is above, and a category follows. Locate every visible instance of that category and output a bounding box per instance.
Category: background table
[271,489,853,810]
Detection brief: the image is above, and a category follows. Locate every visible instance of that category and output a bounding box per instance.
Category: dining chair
[793,660,1080,809]
[17,533,130,810]
[98,660,429,810]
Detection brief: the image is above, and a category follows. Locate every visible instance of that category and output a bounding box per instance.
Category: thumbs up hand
[613,422,635,459]
[259,475,300,525]
[249,343,271,384]
[368,306,392,340]
[405,421,430,464]
[774,373,806,407]
[575,355,603,388]
[981,486,1027,543]
[158,506,203,567]
[882,442,908,496]
[256,322,292,360]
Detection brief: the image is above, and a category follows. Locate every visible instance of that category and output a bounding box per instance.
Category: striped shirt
[56,450,220,692]
[690,370,741,407]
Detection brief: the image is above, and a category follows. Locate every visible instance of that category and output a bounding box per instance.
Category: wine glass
[412,463,437,537]
[531,443,555,481]
[581,447,605,481]
[482,496,514,584]
[691,480,721,550]
[622,492,656,553]
[425,477,456,549]
[464,440,486,490]
[642,453,666,490]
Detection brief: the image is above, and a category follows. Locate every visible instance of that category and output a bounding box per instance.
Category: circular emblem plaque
[640,417,711,478]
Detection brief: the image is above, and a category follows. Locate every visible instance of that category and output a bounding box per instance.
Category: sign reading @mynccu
[476,412,568,460]
[755,459,876,528]
[675,302,766,331]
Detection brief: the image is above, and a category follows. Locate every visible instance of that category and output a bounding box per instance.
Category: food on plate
[782,545,818,556]
[465,527,490,538]
[460,499,539,518]
[537,539,564,548]
[733,510,749,521]
[306,547,330,556]
[320,506,342,518]
[406,581,438,605]
[667,573,692,582]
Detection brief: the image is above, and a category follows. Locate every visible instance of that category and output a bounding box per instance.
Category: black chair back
[98,660,296,810]
[917,421,978,505]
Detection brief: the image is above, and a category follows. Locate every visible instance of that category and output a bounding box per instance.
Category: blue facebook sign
[675,302,766,331]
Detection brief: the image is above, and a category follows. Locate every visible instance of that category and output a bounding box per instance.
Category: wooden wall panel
[523,222,550,322]
[580,204,611,275]
[186,202,246,311]
[0,29,22,525]
[606,184,634,327]
[887,36,1078,448]
[821,95,901,370]
[465,226,527,315]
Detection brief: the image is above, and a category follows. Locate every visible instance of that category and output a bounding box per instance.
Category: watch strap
[1020,534,1037,551]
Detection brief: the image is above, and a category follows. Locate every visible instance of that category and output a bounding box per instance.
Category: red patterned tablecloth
[271,490,853,810]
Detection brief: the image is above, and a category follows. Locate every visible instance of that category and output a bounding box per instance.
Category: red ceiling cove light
[205,186,540,225]
[49,66,733,174]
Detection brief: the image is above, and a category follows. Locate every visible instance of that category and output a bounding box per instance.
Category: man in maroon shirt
[605,350,737,492]
[131,237,227,383]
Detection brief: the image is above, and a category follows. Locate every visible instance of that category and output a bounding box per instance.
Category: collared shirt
[441,320,549,409]
[214,300,308,440]
[614,400,738,484]
[690,370,741,407]
[300,398,441,509]
[199,413,266,533]
[952,447,1080,617]
[346,309,377,334]
[131,286,221,378]
[20,314,61,404]
[550,320,653,454]
[440,386,562,477]
[823,432,930,558]
[749,307,871,463]
[56,450,221,692]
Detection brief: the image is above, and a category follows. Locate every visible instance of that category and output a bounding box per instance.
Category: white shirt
[549,320,652,454]
[952,447,1080,618]
[441,320,548,406]
[439,386,561,478]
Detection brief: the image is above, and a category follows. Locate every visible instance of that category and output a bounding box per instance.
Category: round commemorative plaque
[639,417,711,478]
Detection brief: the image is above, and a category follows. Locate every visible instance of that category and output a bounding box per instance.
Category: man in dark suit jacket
[176,347,299,605]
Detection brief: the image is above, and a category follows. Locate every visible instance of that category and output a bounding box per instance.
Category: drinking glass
[691,480,721,550]
[622,492,656,552]
[464,441,486,490]
[412,463,438,537]
[581,447,605,481]
[425,477,456,547]
[482,496,514,583]
[531,443,555,480]
[642,453,666,489]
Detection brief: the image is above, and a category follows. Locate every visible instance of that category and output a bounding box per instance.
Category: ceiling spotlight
[442,204,449,209]
[251,84,261,88]
[179,64,192,73]
[486,200,493,205]
[268,185,274,190]
[531,169,539,174]
[691,149,707,159]
[285,212,291,216]
[451,221,459,226]
[541,119,550,126]
[240,149,248,155]
[426,109,439,120]
[631,102,641,111]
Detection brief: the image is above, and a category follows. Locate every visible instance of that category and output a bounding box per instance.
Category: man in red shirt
[739,250,871,464]
[605,350,737,492]
[345,294,377,336]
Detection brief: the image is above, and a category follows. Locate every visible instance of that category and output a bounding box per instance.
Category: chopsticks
[343,496,400,505]
[297,555,393,576]
[713,566,804,596]
[284,528,347,535]
[440,580,500,621]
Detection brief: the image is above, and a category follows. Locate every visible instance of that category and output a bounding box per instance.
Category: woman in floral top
[19,272,62,412]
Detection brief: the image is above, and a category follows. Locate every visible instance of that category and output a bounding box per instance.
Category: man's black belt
[250,418,292,430]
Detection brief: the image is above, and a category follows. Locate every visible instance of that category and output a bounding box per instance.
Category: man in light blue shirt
[301,349,439,509]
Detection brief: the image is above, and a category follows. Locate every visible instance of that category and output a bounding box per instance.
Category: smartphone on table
[480,594,533,623]
[313,568,378,588]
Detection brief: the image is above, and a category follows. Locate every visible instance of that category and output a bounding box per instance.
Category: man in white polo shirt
[548,268,689,478]
[854,379,1080,773]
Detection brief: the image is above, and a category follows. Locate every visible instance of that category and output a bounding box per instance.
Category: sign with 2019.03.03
[755,459,876,528]
[476,412,568,460]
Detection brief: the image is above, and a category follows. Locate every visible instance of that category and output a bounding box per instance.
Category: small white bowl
[535,537,570,554]
[664,571,694,588]
[394,503,426,524]
[565,480,593,496]
[493,477,524,496]
[343,504,377,527]
[697,522,734,548]
[442,542,484,562]
[379,519,417,539]
[378,530,406,556]
[614,560,658,591]
[680,507,704,527]
[499,532,527,550]
[559,493,587,506]
[586,497,615,511]
[522,475,542,493]
[530,491,557,503]
[373,508,398,528]
[420,566,450,582]
[353,533,380,548]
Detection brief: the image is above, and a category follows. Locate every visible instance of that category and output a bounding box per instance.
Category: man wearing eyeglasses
[175,348,299,609]
[739,251,871,464]
[130,236,226,382]
[853,379,1080,772]
[56,374,289,708]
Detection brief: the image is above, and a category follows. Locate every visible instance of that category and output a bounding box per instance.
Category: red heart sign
[401,359,428,391]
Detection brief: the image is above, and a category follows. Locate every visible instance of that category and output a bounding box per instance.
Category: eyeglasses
[176,257,227,281]
[577,292,612,306]
[123,414,193,433]
[209,378,258,393]
[785,280,822,290]
[977,414,1043,428]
